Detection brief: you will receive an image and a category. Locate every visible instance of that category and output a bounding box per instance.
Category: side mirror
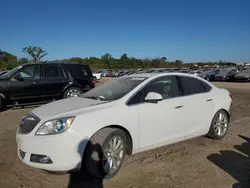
[144,92,163,103]
[13,73,23,81]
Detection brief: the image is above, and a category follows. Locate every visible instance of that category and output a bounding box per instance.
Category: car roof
[22,62,89,66]
[125,72,204,78]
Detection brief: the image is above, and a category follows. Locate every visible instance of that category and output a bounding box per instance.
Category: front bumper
[16,128,89,172]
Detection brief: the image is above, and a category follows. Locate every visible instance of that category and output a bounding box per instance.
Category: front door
[8,64,42,103]
[128,76,185,150]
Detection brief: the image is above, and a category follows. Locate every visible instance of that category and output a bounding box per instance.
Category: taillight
[90,80,96,87]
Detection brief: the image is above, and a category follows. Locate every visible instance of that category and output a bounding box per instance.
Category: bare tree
[22,46,47,63]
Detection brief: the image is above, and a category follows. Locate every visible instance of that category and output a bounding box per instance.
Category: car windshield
[0,66,21,79]
[81,76,148,101]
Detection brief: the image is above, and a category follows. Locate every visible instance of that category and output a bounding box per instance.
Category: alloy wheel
[213,112,228,137]
[102,136,125,175]
[66,89,80,98]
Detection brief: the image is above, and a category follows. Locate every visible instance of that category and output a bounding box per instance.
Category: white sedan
[16,73,232,179]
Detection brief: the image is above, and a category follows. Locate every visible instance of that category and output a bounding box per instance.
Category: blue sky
[1,0,250,62]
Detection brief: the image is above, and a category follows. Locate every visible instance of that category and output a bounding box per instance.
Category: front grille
[18,113,40,134]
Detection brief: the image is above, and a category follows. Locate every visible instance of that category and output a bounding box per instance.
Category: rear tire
[63,87,82,98]
[83,128,127,179]
[207,110,229,139]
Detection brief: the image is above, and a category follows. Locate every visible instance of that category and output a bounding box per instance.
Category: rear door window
[177,76,211,96]
[43,65,61,78]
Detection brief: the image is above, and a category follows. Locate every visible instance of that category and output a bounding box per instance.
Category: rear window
[62,65,91,78]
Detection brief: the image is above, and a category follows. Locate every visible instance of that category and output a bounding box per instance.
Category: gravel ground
[0,81,250,188]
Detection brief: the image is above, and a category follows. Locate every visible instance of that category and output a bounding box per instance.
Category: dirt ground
[0,81,250,188]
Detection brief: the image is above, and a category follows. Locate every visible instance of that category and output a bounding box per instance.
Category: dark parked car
[214,68,239,81]
[0,62,95,110]
[0,70,8,76]
[198,69,221,81]
[233,68,250,82]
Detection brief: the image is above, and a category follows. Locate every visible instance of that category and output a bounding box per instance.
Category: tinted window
[128,76,179,105]
[18,65,40,79]
[43,65,60,78]
[177,76,210,95]
[63,65,88,78]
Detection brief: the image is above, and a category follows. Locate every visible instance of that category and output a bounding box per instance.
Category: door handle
[175,105,183,109]
[206,99,213,102]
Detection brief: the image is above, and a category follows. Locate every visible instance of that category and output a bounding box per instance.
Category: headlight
[35,117,75,135]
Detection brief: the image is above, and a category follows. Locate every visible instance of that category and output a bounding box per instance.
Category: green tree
[101,53,112,60]
[161,57,167,61]
[101,53,113,68]
[22,46,47,63]
[0,50,18,69]
[174,60,183,67]
[120,53,128,61]
[18,57,29,64]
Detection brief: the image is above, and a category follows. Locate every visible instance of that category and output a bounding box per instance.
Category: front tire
[63,87,82,98]
[83,128,127,179]
[207,110,229,139]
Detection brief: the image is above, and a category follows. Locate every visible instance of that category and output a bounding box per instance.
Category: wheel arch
[91,125,133,156]
[220,108,231,122]
[62,83,83,96]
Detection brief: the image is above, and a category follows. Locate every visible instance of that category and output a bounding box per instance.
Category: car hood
[31,97,113,120]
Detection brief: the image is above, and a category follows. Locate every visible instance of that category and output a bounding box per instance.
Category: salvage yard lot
[0,81,250,188]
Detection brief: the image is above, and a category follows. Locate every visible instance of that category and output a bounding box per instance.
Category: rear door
[38,64,67,98]
[176,76,214,138]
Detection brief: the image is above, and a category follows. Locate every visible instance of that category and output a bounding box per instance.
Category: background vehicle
[188,70,203,76]
[198,69,221,81]
[93,71,102,80]
[0,70,8,76]
[233,68,250,82]
[214,68,239,81]
[0,62,95,109]
[16,73,232,179]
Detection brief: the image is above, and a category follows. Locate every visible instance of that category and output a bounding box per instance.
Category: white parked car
[93,72,102,80]
[16,73,232,179]
[189,70,203,76]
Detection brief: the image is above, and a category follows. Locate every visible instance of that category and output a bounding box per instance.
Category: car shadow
[207,135,250,188]
[67,139,104,188]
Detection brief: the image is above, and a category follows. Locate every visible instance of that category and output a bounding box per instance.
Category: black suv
[0,62,95,109]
